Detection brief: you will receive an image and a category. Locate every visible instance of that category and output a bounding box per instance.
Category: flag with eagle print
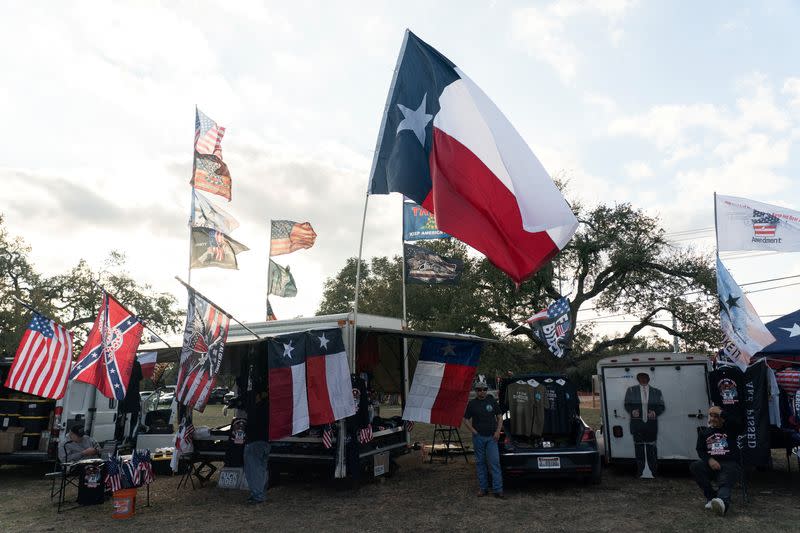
[176,290,230,411]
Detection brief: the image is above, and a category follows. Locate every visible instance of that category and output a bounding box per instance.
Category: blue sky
[2,1,799,335]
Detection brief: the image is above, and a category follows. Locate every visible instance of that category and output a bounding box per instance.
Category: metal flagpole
[267,219,273,321]
[188,105,198,287]
[400,198,411,446]
[10,295,59,326]
[352,193,370,367]
[174,276,260,339]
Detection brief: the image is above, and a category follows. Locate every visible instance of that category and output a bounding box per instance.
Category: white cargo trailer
[596,353,712,464]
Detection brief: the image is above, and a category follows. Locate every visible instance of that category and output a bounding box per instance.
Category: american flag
[175,418,195,453]
[266,300,277,321]
[4,313,73,400]
[176,291,230,411]
[357,424,373,444]
[404,420,415,433]
[270,220,317,256]
[322,424,334,449]
[752,210,779,236]
[195,108,226,158]
[776,369,800,395]
[526,297,572,358]
[208,230,226,261]
[105,458,123,492]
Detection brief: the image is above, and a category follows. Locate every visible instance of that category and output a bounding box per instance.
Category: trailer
[139,312,491,479]
[596,353,712,465]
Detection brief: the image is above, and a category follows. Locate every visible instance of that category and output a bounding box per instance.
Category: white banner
[716,194,800,252]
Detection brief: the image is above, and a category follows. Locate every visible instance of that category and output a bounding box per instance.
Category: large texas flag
[403,337,483,427]
[268,332,310,440]
[306,328,356,425]
[369,30,578,284]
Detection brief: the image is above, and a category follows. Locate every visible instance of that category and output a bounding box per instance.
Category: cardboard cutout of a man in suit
[624,372,665,477]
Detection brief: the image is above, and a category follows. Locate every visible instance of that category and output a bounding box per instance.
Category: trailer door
[659,364,709,460]
[601,366,636,459]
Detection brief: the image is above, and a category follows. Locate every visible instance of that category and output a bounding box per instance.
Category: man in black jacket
[690,406,742,516]
[623,372,665,476]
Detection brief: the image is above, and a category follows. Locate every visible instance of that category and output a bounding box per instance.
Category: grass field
[1,406,798,532]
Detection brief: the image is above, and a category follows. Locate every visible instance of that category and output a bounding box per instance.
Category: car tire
[589,462,602,485]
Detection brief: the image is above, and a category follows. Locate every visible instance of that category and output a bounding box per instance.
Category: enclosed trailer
[596,353,712,464]
[139,312,491,478]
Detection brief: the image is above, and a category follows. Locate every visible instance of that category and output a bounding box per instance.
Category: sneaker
[710,498,726,516]
[704,500,713,510]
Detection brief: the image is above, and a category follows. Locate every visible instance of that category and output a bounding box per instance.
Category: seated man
[689,406,741,516]
[62,425,100,463]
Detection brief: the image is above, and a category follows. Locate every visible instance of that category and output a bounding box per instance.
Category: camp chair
[46,442,82,513]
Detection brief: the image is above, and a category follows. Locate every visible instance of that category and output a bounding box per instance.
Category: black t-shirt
[119,360,143,413]
[709,366,745,410]
[542,379,577,434]
[246,396,269,443]
[696,424,740,463]
[464,397,500,436]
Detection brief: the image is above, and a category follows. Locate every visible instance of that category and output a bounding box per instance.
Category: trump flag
[403,337,483,427]
[268,332,310,440]
[176,290,230,411]
[70,293,144,400]
[369,30,578,284]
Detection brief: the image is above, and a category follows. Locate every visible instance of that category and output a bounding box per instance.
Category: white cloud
[511,0,638,83]
[624,161,653,179]
[782,77,800,109]
[583,92,618,113]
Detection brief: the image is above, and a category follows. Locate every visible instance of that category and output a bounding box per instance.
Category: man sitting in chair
[690,406,742,516]
[62,425,100,463]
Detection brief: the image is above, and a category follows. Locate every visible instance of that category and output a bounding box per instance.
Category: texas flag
[136,352,158,380]
[306,328,356,425]
[268,332,310,440]
[369,30,578,285]
[403,337,483,427]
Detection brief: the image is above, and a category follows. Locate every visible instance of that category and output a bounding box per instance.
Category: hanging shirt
[767,367,781,426]
[507,381,535,436]
[528,380,549,437]
[542,379,575,434]
[709,365,746,427]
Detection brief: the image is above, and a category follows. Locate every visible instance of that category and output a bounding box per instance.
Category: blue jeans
[243,441,270,501]
[472,434,502,493]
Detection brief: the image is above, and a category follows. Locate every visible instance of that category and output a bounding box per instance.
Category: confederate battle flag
[69,293,144,400]
[175,289,230,411]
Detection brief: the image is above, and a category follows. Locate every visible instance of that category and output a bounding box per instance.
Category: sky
[2,0,800,339]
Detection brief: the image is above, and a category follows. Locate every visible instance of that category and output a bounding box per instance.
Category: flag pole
[713,191,720,257]
[400,199,411,446]
[267,220,273,321]
[188,105,198,287]
[352,192,370,366]
[10,295,60,326]
[174,276,260,339]
[90,281,173,348]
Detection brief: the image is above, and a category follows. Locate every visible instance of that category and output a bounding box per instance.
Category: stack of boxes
[0,396,54,453]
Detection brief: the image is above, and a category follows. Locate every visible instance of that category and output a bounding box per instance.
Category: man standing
[623,372,665,477]
[463,379,504,498]
[690,406,742,516]
[243,391,270,504]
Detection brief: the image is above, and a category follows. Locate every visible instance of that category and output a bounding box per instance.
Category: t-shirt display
[507,380,549,437]
[464,397,500,436]
[709,365,745,413]
[542,379,577,435]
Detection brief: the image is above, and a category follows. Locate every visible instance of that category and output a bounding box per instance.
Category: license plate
[537,457,561,469]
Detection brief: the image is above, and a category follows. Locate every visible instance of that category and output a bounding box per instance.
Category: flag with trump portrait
[5,313,73,400]
[69,293,144,400]
[176,290,231,412]
[190,227,249,270]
